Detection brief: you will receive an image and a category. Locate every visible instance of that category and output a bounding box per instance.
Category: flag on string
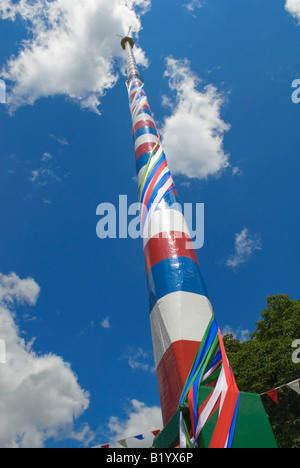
[261,378,300,403]
[287,379,300,395]
[266,389,279,404]
[99,430,161,448]
[117,439,128,448]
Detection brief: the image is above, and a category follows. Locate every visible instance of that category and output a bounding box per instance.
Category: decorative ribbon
[179,317,240,449]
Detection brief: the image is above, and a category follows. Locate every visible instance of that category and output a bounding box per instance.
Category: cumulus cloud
[0,272,40,306]
[49,135,69,146]
[120,347,155,373]
[221,325,250,343]
[161,57,230,180]
[0,0,150,113]
[226,228,262,268]
[285,0,300,22]
[30,149,68,187]
[184,0,203,12]
[0,272,92,448]
[105,400,162,448]
[100,316,111,329]
[0,79,6,103]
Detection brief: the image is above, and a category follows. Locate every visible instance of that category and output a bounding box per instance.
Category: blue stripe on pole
[130,82,143,95]
[136,152,151,174]
[133,104,151,122]
[134,107,152,119]
[133,125,157,142]
[147,257,209,311]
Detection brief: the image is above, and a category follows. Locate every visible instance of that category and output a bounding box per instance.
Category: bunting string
[261,378,300,404]
[99,430,161,449]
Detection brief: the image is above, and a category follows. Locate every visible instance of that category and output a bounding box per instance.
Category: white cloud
[0,0,150,113]
[161,57,230,180]
[221,325,250,343]
[0,79,6,103]
[0,272,40,306]
[226,228,262,268]
[286,0,300,22]
[30,167,62,186]
[42,152,53,162]
[0,272,92,448]
[50,135,69,146]
[184,0,203,12]
[30,149,69,187]
[120,347,155,373]
[101,316,111,329]
[232,166,243,177]
[106,400,162,448]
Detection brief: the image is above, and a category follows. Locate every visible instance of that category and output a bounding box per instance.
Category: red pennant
[151,430,161,437]
[266,389,279,404]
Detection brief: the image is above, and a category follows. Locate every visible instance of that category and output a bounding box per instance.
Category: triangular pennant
[134,434,145,440]
[151,430,161,437]
[266,389,279,404]
[117,439,128,448]
[101,444,110,448]
[287,379,300,395]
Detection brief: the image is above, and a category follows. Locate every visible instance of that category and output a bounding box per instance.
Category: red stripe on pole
[133,103,151,116]
[144,232,199,275]
[135,141,158,161]
[156,340,201,426]
[133,119,157,133]
[130,90,146,102]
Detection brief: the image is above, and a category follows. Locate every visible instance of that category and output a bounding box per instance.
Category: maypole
[120,36,277,449]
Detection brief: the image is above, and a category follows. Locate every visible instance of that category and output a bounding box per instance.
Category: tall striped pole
[120,38,278,449]
[121,37,213,426]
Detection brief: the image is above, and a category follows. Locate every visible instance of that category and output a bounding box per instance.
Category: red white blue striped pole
[121,37,214,426]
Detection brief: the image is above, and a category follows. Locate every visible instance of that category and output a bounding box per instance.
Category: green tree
[224,295,300,448]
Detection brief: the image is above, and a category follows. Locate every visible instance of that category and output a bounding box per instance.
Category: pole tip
[121,36,135,50]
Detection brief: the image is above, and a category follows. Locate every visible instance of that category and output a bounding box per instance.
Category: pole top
[121,36,135,50]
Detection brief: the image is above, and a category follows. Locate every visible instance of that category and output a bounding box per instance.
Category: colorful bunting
[117,439,128,448]
[287,379,300,395]
[265,389,279,404]
[261,378,300,403]
[99,430,161,449]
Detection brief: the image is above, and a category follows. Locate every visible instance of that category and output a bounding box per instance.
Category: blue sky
[0,0,299,448]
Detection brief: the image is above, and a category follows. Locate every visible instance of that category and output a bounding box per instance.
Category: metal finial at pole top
[121,36,135,50]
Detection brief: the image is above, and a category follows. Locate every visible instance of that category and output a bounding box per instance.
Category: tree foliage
[224,295,300,448]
